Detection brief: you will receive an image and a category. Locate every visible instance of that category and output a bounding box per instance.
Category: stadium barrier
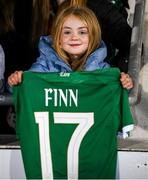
[128,0,146,105]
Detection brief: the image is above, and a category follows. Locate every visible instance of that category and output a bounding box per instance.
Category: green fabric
[13,68,133,179]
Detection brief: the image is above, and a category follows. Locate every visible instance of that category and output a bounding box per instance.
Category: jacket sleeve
[29,55,50,72]
[29,36,51,72]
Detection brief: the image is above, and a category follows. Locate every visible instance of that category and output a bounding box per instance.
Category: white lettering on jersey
[44,88,78,107]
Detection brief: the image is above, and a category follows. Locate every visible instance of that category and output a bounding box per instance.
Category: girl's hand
[120,72,133,90]
[8,71,23,86]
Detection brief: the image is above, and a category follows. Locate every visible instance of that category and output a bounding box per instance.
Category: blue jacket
[29,36,110,72]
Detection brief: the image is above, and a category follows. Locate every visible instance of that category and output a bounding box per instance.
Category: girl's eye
[79,31,88,35]
[63,31,71,35]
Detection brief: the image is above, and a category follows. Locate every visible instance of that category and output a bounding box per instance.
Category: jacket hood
[32,35,109,72]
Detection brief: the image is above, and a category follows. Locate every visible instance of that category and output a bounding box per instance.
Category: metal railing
[128,0,146,105]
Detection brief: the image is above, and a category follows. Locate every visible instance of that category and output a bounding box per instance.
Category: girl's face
[60,15,89,58]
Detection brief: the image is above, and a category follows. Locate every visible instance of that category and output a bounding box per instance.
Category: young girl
[9,6,133,179]
[8,6,133,89]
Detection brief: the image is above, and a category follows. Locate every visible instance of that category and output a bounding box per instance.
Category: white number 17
[34,112,94,179]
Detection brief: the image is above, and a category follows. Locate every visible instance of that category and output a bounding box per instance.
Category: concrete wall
[145,0,148,12]
[0,149,148,179]
[128,0,148,13]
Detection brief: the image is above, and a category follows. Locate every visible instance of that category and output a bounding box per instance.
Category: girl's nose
[71,33,79,40]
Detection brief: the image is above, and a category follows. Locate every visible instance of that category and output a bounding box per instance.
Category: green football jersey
[13,68,133,179]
